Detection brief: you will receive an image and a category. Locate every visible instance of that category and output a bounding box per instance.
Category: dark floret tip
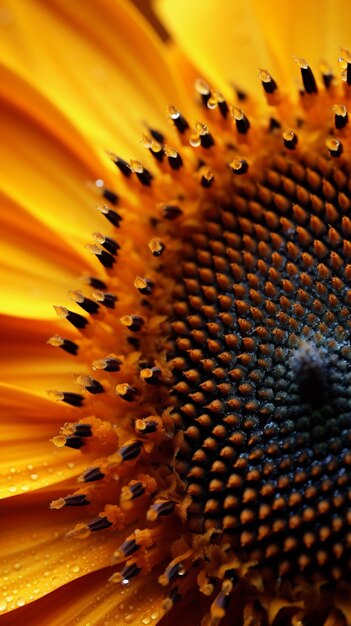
[88,516,113,531]
[259,69,277,94]
[168,105,189,133]
[162,205,183,220]
[79,467,105,483]
[111,155,132,177]
[102,188,119,205]
[229,159,248,175]
[282,129,298,149]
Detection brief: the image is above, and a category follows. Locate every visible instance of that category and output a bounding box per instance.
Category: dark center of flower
[168,146,351,583]
[50,59,351,625]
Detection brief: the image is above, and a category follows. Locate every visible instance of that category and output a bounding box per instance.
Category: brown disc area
[167,146,351,583]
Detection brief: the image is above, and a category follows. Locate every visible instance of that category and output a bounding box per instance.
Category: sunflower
[2,0,351,624]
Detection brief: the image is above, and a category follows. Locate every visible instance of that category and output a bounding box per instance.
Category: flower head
[2,1,351,625]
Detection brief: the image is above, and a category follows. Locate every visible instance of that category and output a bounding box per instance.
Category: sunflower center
[167,146,351,582]
[48,60,351,624]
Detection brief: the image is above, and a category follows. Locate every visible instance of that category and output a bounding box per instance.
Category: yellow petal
[0,489,122,612]
[0,316,79,393]
[0,62,109,177]
[242,0,351,83]
[0,562,166,625]
[0,191,97,319]
[156,0,351,95]
[167,42,205,96]
[155,0,279,95]
[0,384,89,499]
[0,0,187,153]
[0,95,103,254]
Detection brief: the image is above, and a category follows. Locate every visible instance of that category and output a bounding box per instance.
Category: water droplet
[67,461,75,469]
[5,595,13,602]
[30,474,39,481]
[151,612,159,620]
[9,468,16,474]
[142,617,151,625]
[69,564,80,574]
[20,484,29,492]
[8,486,17,493]
[13,563,21,571]
[0,600,7,612]
[124,615,134,624]
[16,597,26,607]
[33,588,40,595]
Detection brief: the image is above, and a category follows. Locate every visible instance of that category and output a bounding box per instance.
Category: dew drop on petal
[0,600,7,612]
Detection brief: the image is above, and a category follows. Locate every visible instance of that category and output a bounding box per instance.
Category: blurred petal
[167,42,205,96]
[0,95,103,251]
[0,316,79,392]
[155,0,278,95]
[0,0,187,153]
[242,0,351,81]
[155,0,351,94]
[0,385,89,498]
[0,192,97,319]
[0,63,108,175]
